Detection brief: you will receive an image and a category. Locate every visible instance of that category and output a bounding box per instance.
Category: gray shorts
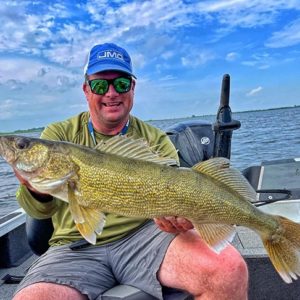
[15,221,176,300]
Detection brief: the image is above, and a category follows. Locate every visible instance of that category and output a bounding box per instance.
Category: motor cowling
[166,120,214,167]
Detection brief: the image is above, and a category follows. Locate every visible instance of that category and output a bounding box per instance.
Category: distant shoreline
[147,105,300,122]
[1,105,299,134]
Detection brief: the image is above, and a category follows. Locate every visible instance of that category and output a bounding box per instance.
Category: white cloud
[1,0,299,73]
[181,50,215,67]
[246,86,263,97]
[242,52,271,69]
[265,18,300,48]
[226,52,239,61]
[0,57,81,93]
[196,0,300,28]
[159,75,177,81]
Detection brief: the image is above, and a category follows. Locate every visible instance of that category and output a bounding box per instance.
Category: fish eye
[15,137,31,150]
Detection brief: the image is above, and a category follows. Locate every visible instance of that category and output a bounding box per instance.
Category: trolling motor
[212,74,241,159]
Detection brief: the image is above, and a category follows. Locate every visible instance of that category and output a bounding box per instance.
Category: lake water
[1,106,299,217]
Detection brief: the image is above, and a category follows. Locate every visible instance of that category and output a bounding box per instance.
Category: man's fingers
[175,217,194,231]
[154,216,194,233]
[154,217,179,233]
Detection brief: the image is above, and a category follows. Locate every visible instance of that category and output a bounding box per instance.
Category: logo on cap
[98,51,124,61]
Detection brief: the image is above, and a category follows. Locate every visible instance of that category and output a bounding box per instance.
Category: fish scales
[45,143,279,231]
[70,149,195,216]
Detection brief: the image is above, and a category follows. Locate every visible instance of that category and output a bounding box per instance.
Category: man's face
[83,71,135,128]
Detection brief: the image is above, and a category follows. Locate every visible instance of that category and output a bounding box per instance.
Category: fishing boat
[1,75,299,300]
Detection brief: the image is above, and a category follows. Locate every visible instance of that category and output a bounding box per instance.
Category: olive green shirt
[17,112,178,246]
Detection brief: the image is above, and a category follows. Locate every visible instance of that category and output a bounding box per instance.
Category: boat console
[243,158,300,222]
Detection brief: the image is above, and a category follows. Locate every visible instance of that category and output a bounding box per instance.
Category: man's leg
[12,244,118,300]
[158,229,248,300]
[13,282,87,300]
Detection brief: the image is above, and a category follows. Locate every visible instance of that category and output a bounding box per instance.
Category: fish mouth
[0,136,15,163]
[0,136,8,156]
[0,137,3,155]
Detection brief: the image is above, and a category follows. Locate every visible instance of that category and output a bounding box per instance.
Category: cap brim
[86,64,136,78]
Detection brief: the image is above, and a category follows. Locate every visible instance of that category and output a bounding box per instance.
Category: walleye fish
[0,135,300,284]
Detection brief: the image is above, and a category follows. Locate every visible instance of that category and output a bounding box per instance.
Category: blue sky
[1,0,300,132]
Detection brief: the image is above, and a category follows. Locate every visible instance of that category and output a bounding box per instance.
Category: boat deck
[1,227,300,300]
[0,254,37,299]
[234,227,300,300]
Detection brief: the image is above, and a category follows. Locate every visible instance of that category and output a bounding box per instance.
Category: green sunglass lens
[90,80,108,95]
[114,78,131,93]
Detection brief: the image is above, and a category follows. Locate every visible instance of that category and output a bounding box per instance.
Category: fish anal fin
[194,223,236,254]
[192,158,257,202]
[94,135,178,166]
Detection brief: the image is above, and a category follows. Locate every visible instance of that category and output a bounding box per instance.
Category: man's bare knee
[190,246,248,300]
[222,249,248,294]
[205,247,248,300]
[13,282,87,300]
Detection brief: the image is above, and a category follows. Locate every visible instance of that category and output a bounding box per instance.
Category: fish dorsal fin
[192,157,256,201]
[94,135,178,166]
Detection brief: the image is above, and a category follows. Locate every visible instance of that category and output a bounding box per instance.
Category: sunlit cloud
[265,18,300,48]
[226,52,239,61]
[246,86,263,97]
[181,50,215,67]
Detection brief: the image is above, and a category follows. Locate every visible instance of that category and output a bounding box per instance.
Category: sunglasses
[88,77,132,95]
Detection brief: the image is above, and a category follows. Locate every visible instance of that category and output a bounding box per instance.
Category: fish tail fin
[261,216,300,283]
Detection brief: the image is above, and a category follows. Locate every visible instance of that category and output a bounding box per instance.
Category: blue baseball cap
[84,43,136,78]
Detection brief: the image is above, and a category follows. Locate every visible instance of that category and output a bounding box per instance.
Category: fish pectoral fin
[67,181,106,245]
[68,180,84,223]
[75,208,106,245]
[94,135,178,166]
[194,223,236,254]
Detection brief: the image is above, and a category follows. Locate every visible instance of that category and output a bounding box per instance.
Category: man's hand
[13,168,37,192]
[154,216,194,233]
[13,168,53,202]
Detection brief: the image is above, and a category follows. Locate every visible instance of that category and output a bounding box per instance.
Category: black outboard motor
[166,121,214,167]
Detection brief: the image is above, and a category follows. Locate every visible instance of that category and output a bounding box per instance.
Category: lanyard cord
[88,118,130,146]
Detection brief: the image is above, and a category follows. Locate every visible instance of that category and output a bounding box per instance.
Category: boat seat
[26,120,215,299]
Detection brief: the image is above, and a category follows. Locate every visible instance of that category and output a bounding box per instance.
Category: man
[13,43,248,300]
